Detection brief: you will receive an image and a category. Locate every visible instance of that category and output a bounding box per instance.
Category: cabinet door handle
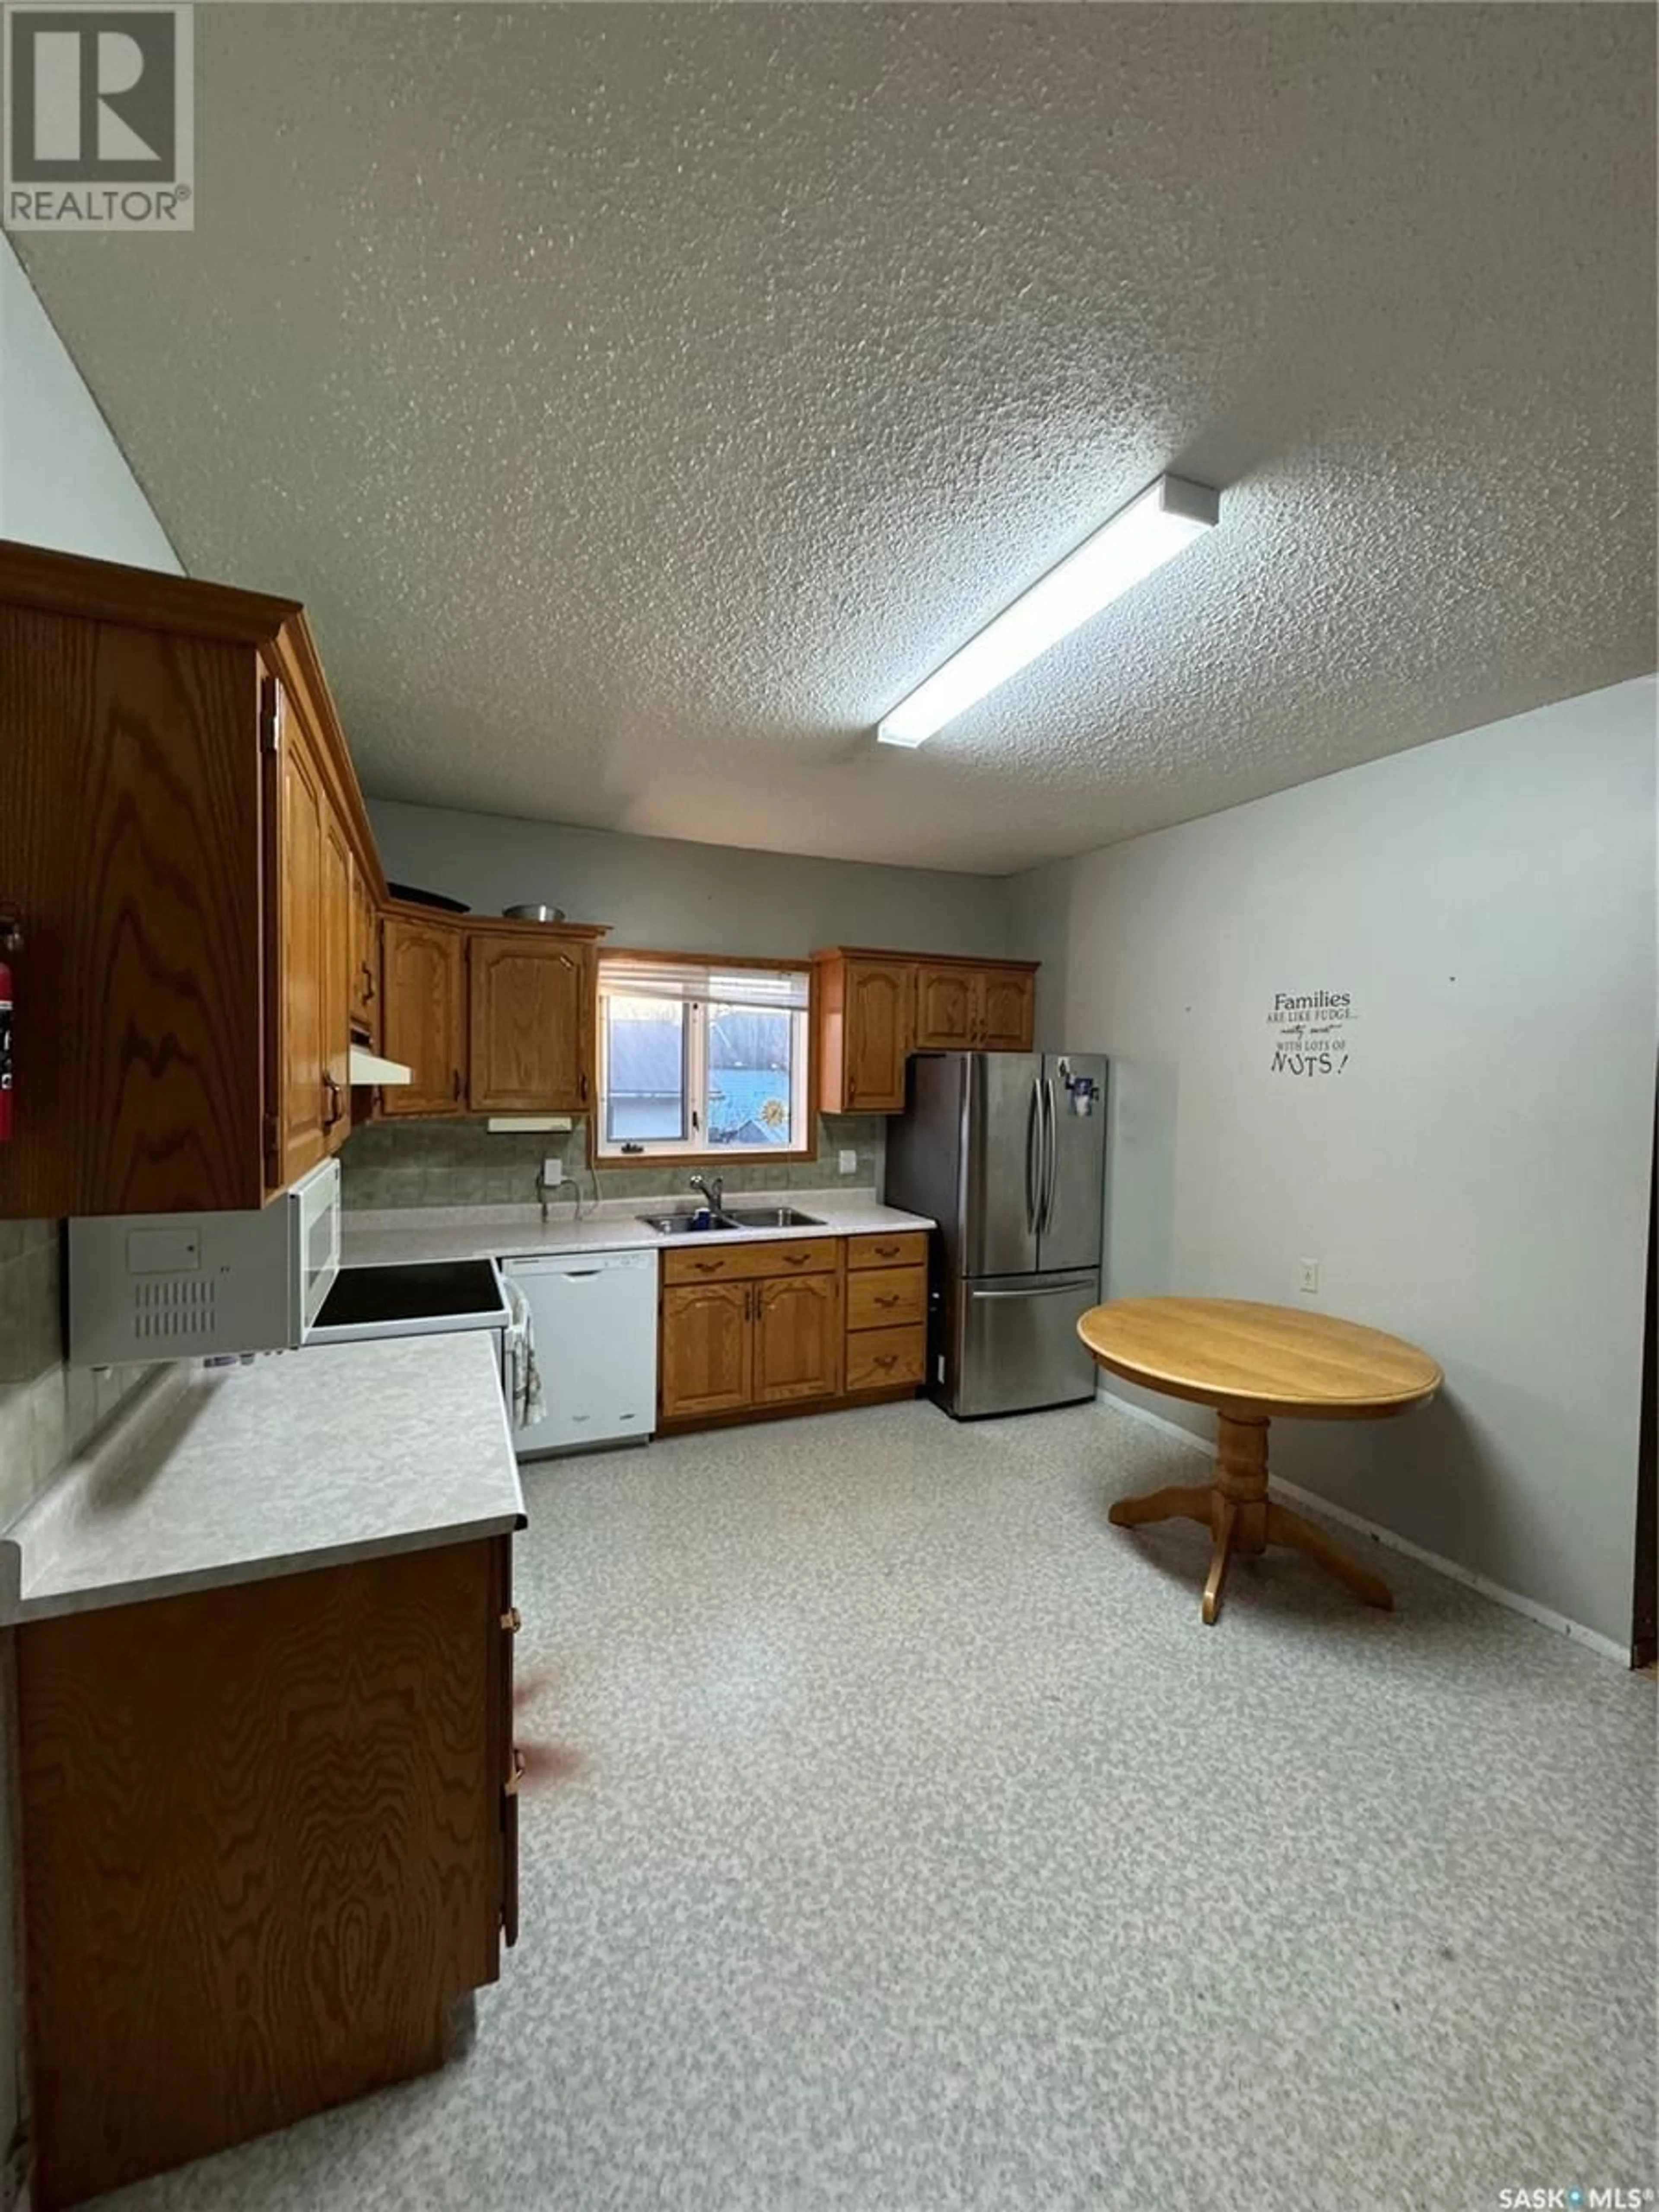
[503,1747,526,1799]
[363,962,376,1003]
[322,1072,342,1129]
[451,1068,463,1102]
[580,1071,589,1102]
[500,1606,522,1634]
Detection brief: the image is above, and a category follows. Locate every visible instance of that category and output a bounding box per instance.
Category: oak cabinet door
[660,1282,753,1419]
[753,1272,842,1404]
[467,934,592,1112]
[844,961,911,1111]
[976,967,1035,1051]
[913,964,976,1051]
[382,916,466,1116]
[350,861,380,1045]
[319,809,353,1153]
[266,683,330,1188]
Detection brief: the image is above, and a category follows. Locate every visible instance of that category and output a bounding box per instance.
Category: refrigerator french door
[886,1051,1107,1419]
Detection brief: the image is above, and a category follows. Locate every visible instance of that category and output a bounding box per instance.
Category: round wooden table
[1077,1298,1442,1625]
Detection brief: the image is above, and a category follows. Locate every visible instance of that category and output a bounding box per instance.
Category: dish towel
[503,1276,546,1430]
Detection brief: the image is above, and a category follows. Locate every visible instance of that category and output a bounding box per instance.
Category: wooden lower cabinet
[658,1236,923,1427]
[15,1537,518,2211]
[754,1273,841,1403]
[659,1279,753,1419]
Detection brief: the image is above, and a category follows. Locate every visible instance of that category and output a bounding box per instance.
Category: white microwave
[67,1157,342,1367]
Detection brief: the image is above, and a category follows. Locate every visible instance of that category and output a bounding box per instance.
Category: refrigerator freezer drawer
[946,1269,1101,1419]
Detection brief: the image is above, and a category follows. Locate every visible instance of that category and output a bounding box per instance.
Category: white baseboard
[1093,1382,1632,1667]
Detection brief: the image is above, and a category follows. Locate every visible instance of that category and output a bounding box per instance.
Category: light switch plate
[838,1148,858,1174]
[1298,1258,1319,1295]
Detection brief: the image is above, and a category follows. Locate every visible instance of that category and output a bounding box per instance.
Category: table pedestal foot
[1108,1413,1396,1624]
[1201,1495,1237,1624]
[1265,1501,1394,1611]
[1107,1484,1211,1530]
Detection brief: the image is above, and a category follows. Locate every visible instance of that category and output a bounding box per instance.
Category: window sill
[594,1145,816,1171]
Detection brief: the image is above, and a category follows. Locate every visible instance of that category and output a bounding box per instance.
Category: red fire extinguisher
[0,923,14,1144]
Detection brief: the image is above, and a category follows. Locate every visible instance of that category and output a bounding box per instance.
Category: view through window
[597,956,811,1157]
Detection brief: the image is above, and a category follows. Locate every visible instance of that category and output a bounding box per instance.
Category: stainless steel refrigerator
[886,1052,1107,1419]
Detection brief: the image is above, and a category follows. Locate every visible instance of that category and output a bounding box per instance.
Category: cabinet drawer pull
[504,1747,526,1798]
[875,1294,899,1308]
[873,1354,897,1370]
[500,1606,522,1634]
[694,1257,723,1274]
[783,1252,810,1266]
[874,1243,899,1258]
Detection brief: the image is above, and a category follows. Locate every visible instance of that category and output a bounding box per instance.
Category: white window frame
[594,954,813,1163]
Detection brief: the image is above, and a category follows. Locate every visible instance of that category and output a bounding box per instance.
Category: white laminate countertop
[0,1332,525,1624]
[340,1186,934,1268]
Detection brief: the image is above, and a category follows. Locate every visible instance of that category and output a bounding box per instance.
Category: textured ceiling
[16,4,1656,875]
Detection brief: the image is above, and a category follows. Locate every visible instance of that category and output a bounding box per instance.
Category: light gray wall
[369,798,1011,961]
[0,238,181,569]
[0,239,181,2195]
[1009,677,1656,1648]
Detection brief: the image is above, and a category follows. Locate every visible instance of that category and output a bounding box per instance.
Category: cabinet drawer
[846,1266,927,1331]
[845,1230,928,1271]
[662,1239,839,1286]
[845,1325,925,1393]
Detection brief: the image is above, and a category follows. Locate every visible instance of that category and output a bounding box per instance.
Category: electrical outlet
[541,1155,563,1189]
[838,1148,858,1175]
[1298,1258,1319,1295]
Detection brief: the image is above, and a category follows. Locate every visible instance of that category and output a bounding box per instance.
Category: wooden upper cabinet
[813,948,1038,1113]
[976,966,1036,1050]
[319,801,354,1153]
[0,541,384,1217]
[265,682,328,1189]
[267,674,371,1176]
[814,953,912,1113]
[753,1273,842,1405]
[467,931,595,1114]
[913,964,977,1051]
[381,913,467,1117]
[843,961,911,1109]
[350,858,380,1045]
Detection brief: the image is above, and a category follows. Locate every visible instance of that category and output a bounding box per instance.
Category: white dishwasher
[501,1249,658,1459]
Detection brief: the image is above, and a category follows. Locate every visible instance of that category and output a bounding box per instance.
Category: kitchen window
[595,954,812,1161]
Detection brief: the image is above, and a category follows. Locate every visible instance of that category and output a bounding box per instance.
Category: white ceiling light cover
[877,474,1221,748]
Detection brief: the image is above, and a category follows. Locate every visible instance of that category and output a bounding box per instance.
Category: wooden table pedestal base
[1107,1411,1394,1625]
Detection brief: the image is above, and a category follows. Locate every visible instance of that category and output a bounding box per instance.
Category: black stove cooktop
[315,1259,506,1330]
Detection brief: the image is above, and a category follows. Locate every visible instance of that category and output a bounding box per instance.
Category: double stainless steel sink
[636,1204,824,1236]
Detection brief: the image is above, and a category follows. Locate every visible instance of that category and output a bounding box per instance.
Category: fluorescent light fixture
[876,473,1220,748]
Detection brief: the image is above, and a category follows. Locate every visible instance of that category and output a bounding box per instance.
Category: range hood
[348,1045,413,1087]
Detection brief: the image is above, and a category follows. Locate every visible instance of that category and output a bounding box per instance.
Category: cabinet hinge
[259,681,282,756]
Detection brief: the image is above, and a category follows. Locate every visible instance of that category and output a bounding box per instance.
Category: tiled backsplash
[340,1113,887,1211]
[0,1220,149,1528]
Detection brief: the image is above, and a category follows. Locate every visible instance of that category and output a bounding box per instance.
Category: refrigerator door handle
[1039,1074,1058,1238]
[1024,1076,1041,1235]
[971,1280,1093,1300]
